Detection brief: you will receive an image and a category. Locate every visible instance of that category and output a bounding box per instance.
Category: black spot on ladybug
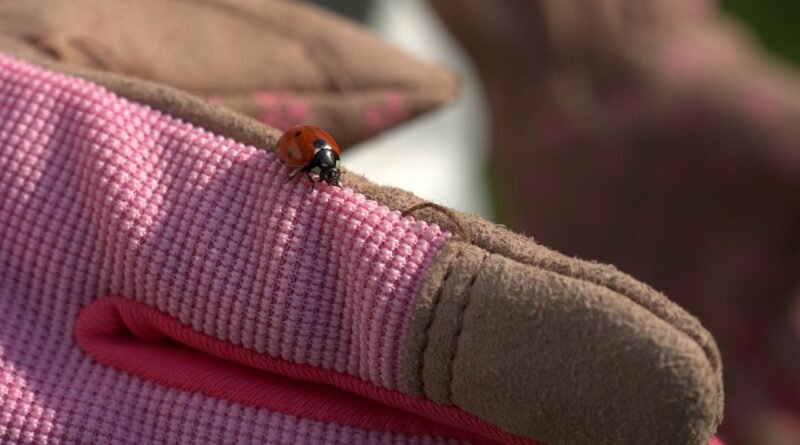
[312,139,328,149]
[294,131,301,137]
[288,151,294,158]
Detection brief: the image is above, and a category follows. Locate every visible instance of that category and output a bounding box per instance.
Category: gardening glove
[0,0,456,149]
[0,1,724,444]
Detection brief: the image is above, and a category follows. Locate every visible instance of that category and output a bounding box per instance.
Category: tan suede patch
[343,174,724,445]
[404,240,720,445]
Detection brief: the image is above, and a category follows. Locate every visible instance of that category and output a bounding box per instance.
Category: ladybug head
[319,166,340,186]
[309,146,341,187]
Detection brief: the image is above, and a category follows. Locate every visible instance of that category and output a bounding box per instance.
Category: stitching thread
[401,202,471,243]
[418,246,463,398]
[447,252,490,403]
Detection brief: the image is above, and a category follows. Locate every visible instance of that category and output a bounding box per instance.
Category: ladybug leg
[306,171,317,192]
[285,168,302,183]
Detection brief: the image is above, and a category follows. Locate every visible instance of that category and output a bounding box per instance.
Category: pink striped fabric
[0,52,458,444]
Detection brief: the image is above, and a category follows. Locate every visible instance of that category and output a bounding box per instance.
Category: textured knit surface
[0,52,460,444]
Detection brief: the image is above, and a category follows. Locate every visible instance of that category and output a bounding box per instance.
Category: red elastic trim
[74,296,541,445]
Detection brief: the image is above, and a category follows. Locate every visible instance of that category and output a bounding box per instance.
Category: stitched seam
[417,247,463,399]
[447,252,490,403]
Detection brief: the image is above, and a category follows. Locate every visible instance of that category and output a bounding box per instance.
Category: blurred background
[1,0,797,443]
[332,0,492,218]
[314,1,800,444]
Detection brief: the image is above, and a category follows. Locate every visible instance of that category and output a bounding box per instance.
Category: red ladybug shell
[276,125,341,168]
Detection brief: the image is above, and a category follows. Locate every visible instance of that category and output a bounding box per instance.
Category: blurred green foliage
[311,0,373,22]
[723,0,800,66]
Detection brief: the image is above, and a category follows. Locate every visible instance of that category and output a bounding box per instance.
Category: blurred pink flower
[256,90,310,130]
[363,91,408,134]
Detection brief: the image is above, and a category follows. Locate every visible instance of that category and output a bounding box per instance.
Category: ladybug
[276,124,342,190]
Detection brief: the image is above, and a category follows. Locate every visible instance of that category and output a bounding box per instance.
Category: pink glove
[0,52,723,445]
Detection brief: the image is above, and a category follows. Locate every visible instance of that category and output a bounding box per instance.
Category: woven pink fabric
[0,52,463,444]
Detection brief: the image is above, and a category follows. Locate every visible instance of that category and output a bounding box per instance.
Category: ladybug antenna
[401,202,470,243]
